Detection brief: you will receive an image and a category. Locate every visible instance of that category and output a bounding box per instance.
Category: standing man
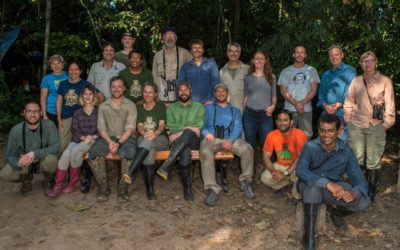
[200,83,255,206]
[88,44,126,99]
[115,32,135,68]
[177,39,220,105]
[88,76,137,203]
[219,42,249,113]
[152,27,192,103]
[278,44,319,139]
[118,50,153,105]
[156,81,204,201]
[296,114,370,250]
[0,101,59,194]
[318,45,356,140]
[261,109,307,199]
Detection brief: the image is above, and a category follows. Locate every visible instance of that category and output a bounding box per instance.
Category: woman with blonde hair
[344,51,395,201]
[48,85,99,198]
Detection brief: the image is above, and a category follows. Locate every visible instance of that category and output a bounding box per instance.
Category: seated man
[296,114,370,250]
[200,83,254,206]
[0,101,59,195]
[261,109,307,199]
[156,81,204,201]
[88,76,137,203]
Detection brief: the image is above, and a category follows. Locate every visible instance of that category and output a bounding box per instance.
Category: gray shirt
[244,74,276,110]
[278,64,320,112]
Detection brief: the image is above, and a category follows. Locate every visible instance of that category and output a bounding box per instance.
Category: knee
[42,155,58,173]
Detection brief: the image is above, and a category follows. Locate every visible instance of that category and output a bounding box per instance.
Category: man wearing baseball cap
[116,32,135,68]
[152,26,192,103]
[200,83,255,206]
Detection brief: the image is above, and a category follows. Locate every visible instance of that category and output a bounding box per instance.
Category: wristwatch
[283,169,289,176]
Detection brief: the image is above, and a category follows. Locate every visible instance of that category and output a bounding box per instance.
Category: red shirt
[263,128,307,167]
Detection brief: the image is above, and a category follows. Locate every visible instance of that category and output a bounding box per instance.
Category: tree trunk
[42,0,51,79]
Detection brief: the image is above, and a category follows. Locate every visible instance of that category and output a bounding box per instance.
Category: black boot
[329,206,347,230]
[156,141,186,180]
[367,169,379,202]
[303,203,319,250]
[142,164,156,200]
[121,148,149,184]
[216,160,229,193]
[179,164,193,201]
[20,173,33,194]
[80,161,92,193]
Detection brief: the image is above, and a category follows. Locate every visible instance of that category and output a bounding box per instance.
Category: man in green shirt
[156,81,205,201]
[118,50,153,105]
[0,101,59,195]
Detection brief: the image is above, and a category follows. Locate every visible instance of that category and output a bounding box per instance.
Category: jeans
[242,107,273,148]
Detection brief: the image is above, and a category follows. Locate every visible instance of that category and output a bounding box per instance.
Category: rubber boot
[20,173,33,194]
[48,169,67,198]
[142,164,156,200]
[63,167,81,193]
[117,159,132,203]
[80,161,92,193]
[179,164,193,201]
[121,148,149,184]
[88,157,109,202]
[303,203,319,250]
[367,169,379,202]
[42,171,55,195]
[156,141,186,180]
[217,160,229,193]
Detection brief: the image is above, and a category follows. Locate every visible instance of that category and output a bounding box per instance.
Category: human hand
[144,131,156,141]
[84,135,93,144]
[272,170,286,183]
[205,133,215,142]
[265,105,275,116]
[326,182,345,199]
[341,190,356,203]
[109,141,119,154]
[222,139,233,150]
[18,152,35,168]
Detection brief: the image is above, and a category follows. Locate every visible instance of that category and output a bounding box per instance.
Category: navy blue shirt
[201,102,242,141]
[296,137,368,198]
[177,57,220,104]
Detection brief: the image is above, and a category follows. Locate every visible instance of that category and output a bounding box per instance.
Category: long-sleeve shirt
[201,103,242,141]
[344,72,395,129]
[177,57,220,104]
[72,107,99,143]
[167,100,204,134]
[296,137,368,198]
[6,120,60,169]
[318,63,356,116]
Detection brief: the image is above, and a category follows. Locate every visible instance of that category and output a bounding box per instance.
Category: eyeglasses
[361,59,376,65]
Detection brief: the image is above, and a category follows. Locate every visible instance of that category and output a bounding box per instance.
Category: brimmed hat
[122,32,134,38]
[162,26,177,35]
[214,83,229,92]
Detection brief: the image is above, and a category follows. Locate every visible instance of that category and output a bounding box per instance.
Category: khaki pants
[261,163,301,199]
[0,155,58,181]
[200,138,254,194]
[58,118,72,154]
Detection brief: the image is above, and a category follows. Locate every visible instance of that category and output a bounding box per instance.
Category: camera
[163,79,176,98]
[372,104,383,120]
[215,125,225,139]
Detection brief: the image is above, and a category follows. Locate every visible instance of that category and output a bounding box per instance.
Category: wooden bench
[83,150,235,161]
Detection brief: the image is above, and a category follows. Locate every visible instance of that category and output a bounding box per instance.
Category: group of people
[0,26,396,250]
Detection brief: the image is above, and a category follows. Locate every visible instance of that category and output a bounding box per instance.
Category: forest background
[0,0,399,133]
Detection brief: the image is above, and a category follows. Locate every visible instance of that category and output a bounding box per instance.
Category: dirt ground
[0,134,399,250]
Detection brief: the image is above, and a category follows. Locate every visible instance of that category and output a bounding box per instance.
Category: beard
[26,119,40,126]
[179,94,190,103]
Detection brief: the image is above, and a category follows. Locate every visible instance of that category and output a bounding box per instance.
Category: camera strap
[162,46,180,81]
[362,76,376,108]
[22,120,43,153]
[213,103,234,136]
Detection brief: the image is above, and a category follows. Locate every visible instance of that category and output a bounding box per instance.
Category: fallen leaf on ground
[69,203,91,211]
[262,207,276,215]
[255,221,269,230]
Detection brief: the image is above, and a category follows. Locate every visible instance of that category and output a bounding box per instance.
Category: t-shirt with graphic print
[119,67,153,104]
[137,102,167,137]
[263,128,307,167]
[57,79,96,119]
[278,64,320,112]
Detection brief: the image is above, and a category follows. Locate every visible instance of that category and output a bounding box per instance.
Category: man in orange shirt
[261,109,308,198]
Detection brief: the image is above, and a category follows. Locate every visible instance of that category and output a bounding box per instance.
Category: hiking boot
[204,189,219,206]
[240,180,255,199]
[20,174,33,194]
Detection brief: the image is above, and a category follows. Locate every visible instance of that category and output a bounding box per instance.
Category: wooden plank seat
[83,150,235,161]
